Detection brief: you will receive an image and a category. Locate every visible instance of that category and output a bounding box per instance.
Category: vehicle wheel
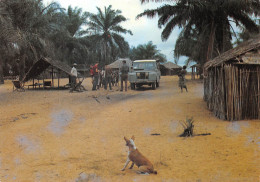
[131,83,135,90]
[156,81,159,87]
[152,82,156,90]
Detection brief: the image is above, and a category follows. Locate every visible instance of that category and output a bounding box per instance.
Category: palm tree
[0,0,22,83]
[137,0,260,65]
[50,5,90,65]
[235,19,260,45]
[174,25,209,68]
[87,5,132,65]
[3,0,64,80]
[129,41,167,62]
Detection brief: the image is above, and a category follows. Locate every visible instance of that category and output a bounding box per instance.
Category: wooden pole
[52,66,54,87]
[58,70,60,88]
[191,67,194,80]
[43,71,45,90]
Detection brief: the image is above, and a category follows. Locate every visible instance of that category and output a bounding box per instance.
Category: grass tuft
[179,117,194,137]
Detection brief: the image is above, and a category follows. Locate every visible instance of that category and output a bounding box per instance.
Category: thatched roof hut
[23,57,75,88]
[160,62,181,75]
[23,57,74,82]
[191,64,201,79]
[108,58,132,70]
[204,35,260,121]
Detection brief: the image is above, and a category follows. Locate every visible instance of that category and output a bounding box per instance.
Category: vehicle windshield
[133,62,156,70]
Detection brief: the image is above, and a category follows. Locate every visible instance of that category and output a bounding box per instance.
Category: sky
[43,0,187,65]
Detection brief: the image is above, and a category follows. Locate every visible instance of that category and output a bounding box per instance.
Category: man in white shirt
[71,63,78,85]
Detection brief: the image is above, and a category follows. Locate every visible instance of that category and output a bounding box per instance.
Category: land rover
[128,60,161,90]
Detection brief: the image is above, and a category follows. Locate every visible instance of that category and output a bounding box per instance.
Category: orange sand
[0,76,259,182]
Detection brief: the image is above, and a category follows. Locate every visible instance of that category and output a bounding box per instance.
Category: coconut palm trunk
[87,5,132,65]
[0,57,4,84]
[206,20,216,62]
[19,53,26,82]
[104,42,107,65]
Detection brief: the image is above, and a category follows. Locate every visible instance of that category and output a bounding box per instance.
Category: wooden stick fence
[204,64,260,120]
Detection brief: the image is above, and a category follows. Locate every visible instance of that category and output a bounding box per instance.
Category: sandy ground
[0,76,259,182]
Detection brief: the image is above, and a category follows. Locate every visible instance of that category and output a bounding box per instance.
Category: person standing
[100,67,105,88]
[92,63,99,91]
[90,64,94,82]
[104,65,112,90]
[114,71,119,86]
[178,65,188,92]
[71,63,78,86]
[120,60,129,92]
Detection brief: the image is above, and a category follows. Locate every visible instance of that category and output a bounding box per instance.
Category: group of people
[71,60,130,92]
[90,63,118,91]
[71,61,188,93]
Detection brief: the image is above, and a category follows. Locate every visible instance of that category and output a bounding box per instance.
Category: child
[178,66,188,92]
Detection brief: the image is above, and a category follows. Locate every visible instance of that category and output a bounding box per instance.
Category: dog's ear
[131,135,135,141]
[124,136,128,142]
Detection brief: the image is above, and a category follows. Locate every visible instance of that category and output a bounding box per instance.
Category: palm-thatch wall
[204,36,260,121]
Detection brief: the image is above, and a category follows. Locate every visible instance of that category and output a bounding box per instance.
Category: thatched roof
[191,64,200,68]
[204,35,260,70]
[108,58,132,69]
[23,57,74,82]
[162,62,182,69]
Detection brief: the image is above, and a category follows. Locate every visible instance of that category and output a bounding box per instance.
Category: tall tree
[87,5,132,66]
[49,5,90,65]
[129,41,167,62]
[137,0,260,65]
[0,0,21,83]
[235,19,260,45]
[3,0,64,80]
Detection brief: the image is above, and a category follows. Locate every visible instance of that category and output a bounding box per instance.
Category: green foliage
[0,1,132,83]
[0,0,64,81]
[129,41,167,62]
[235,19,260,45]
[137,0,260,66]
[48,5,90,65]
[86,5,132,66]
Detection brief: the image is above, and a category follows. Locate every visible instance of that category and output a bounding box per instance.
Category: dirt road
[0,76,259,181]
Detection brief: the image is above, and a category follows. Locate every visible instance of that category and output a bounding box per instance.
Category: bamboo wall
[204,64,260,121]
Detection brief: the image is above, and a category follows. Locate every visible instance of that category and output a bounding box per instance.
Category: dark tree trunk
[104,42,108,65]
[206,20,216,62]
[19,54,26,81]
[0,56,4,84]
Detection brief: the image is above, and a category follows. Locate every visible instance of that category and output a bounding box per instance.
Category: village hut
[23,57,75,89]
[160,62,182,76]
[190,64,201,79]
[108,58,132,70]
[204,36,260,121]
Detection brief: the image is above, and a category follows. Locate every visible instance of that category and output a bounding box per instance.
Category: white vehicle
[128,60,161,90]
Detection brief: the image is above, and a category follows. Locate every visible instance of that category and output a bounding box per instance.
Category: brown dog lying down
[121,136,157,174]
